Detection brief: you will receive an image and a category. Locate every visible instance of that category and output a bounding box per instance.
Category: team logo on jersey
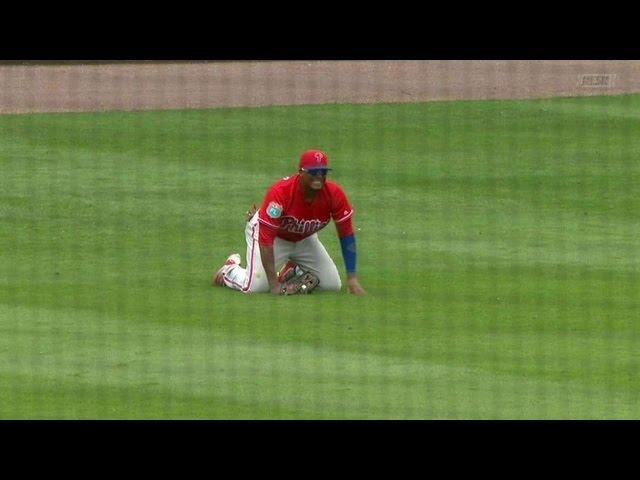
[280,216,329,235]
[267,201,283,219]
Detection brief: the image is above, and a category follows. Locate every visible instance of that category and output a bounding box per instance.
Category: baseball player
[212,149,366,295]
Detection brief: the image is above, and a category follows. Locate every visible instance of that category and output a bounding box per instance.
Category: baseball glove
[278,262,320,295]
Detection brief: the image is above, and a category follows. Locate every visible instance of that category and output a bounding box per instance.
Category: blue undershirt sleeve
[339,234,357,274]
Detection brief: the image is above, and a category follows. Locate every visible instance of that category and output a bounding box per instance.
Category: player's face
[301,168,328,190]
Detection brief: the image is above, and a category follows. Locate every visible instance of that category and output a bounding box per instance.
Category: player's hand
[347,277,366,295]
[270,284,283,295]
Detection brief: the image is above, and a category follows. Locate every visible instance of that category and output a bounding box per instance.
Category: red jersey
[258,174,354,246]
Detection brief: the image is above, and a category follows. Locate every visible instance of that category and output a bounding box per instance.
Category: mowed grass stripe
[2,304,638,419]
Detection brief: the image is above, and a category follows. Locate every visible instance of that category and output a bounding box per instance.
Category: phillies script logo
[280,216,328,235]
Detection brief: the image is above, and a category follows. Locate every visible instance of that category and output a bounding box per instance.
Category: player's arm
[336,218,366,295]
[331,185,366,295]
[258,193,285,295]
[259,244,281,294]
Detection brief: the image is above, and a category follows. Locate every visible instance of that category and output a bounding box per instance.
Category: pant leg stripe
[242,222,258,293]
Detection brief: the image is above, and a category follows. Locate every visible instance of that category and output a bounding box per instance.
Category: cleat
[213,253,241,286]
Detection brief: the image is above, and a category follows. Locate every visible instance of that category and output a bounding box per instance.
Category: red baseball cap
[299,149,332,170]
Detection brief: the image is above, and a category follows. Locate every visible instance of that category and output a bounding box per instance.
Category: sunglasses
[302,168,330,176]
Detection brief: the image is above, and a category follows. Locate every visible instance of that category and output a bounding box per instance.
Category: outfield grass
[1,95,639,418]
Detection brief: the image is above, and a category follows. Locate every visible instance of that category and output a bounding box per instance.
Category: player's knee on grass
[313,265,342,292]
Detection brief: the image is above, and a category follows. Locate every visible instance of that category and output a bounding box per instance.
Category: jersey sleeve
[335,215,354,238]
[330,183,354,229]
[257,185,285,246]
[331,184,353,238]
